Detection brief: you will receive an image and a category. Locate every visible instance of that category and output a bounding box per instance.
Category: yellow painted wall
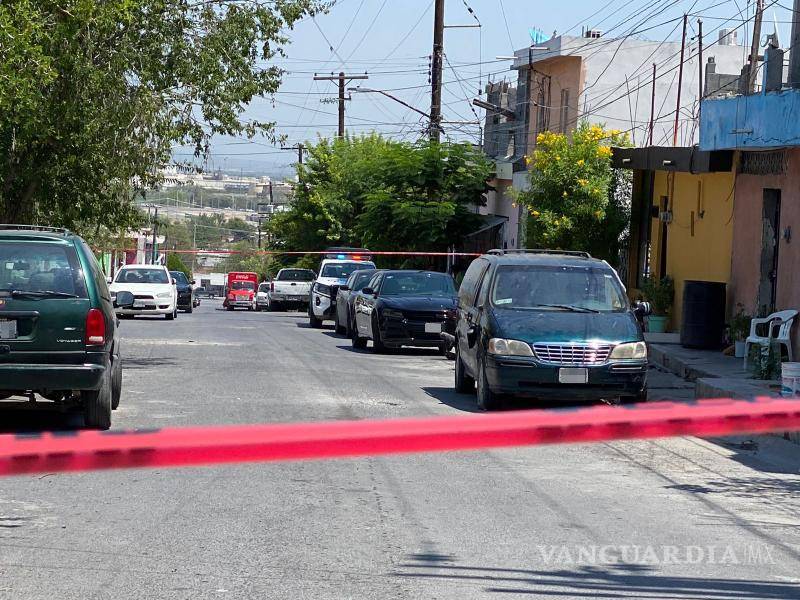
[649,170,735,331]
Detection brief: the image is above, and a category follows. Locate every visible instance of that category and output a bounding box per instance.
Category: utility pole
[151,205,159,265]
[429,0,445,141]
[673,13,688,146]
[280,143,306,165]
[789,0,800,87]
[648,63,656,146]
[313,73,368,138]
[748,0,765,93]
[697,19,704,121]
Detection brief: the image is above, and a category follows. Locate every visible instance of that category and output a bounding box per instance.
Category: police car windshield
[321,262,372,279]
[491,265,627,312]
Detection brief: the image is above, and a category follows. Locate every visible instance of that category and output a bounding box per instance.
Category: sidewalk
[647,337,799,444]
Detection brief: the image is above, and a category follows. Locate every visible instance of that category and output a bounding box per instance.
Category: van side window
[458,258,489,306]
[474,264,493,307]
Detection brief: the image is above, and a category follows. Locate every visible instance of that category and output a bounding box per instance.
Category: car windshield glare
[231,281,255,291]
[381,272,455,297]
[277,269,315,281]
[0,242,88,297]
[170,272,189,285]
[353,272,375,291]
[321,262,371,279]
[491,265,627,312]
[117,268,169,284]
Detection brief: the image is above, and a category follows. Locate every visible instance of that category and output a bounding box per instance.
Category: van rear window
[0,242,89,297]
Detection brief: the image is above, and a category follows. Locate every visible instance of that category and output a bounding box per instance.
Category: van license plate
[424,322,442,333]
[559,368,588,384]
[0,319,17,340]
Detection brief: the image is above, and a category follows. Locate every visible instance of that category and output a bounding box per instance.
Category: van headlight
[609,341,647,360]
[488,338,534,356]
[156,291,172,299]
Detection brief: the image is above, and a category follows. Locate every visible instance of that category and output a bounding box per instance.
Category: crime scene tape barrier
[97,249,481,256]
[1,397,799,477]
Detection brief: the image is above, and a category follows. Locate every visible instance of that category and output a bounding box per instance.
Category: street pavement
[1,300,800,599]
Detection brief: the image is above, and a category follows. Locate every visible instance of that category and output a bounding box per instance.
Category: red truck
[223,272,258,311]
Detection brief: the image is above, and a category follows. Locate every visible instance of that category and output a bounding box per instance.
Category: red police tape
[1,397,799,477]
[99,248,481,256]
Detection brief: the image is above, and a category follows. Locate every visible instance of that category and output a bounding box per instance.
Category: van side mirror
[171,278,177,285]
[339,285,350,291]
[634,301,652,319]
[362,287,375,296]
[190,280,196,285]
[114,290,135,309]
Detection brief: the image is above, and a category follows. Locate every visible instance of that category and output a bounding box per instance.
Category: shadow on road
[422,386,480,413]
[390,554,798,598]
[0,401,83,433]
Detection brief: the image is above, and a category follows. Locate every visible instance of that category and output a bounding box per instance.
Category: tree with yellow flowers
[520,122,631,262]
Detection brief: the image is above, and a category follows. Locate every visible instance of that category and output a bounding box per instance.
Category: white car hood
[110,282,174,296]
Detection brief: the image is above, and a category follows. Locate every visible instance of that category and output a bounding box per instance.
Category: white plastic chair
[743,309,798,369]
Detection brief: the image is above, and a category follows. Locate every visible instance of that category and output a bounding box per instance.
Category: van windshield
[491,265,627,312]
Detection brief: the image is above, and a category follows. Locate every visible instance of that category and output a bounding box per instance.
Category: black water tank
[681,280,726,349]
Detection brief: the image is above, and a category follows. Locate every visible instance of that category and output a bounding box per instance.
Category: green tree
[0,0,317,231]
[166,253,191,280]
[268,136,492,262]
[521,123,631,262]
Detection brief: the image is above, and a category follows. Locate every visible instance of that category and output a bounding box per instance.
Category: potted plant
[640,275,674,333]
[729,304,751,358]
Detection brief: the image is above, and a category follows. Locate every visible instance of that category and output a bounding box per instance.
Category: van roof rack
[0,224,71,235]
[487,248,592,258]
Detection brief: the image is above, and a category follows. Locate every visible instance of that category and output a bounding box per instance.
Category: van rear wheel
[84,370,112,430]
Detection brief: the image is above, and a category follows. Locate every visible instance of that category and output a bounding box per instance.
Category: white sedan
[109,265,178,320]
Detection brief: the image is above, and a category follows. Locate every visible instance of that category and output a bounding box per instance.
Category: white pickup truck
[263,268,316,311]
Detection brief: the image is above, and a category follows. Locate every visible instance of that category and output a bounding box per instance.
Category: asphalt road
[1,300,800,599]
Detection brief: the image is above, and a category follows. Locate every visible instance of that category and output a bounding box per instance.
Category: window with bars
[560,88,570,133]
[739,151,787,175]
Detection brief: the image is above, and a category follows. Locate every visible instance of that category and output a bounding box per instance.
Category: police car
[308,248,376,328]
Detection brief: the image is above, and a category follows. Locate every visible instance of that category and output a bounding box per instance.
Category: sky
[171,0,797,176]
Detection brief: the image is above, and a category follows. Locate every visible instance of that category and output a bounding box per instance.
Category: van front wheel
[476,357,502,411]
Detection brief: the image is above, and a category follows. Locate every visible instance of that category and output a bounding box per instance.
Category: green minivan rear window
[0,242,89,298]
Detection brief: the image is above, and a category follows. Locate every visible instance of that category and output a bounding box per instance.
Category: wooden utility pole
[673,13,688,146]
[313,73,368,138]
[648,63,656,146]
[280,143,306,165]
[748,0,765,93]
[429,0,445,141]
[697,19,704,121]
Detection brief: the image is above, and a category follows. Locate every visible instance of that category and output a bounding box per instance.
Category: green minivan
[0,226,134,429]
[453,249,651,410]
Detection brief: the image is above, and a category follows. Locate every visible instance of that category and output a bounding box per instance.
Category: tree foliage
[268,136,492,261]
[0,0,317,230]
[520,123,631,262]
[166,253,191,280]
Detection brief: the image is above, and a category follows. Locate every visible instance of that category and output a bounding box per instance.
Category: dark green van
[453,249,651,410]
[0,226,134,429]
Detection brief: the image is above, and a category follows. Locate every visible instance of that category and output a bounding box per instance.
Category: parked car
[0,225,135,429]
[266,268,316,311]
[170,270,195,313]
[452,249,651,410]
[309,248,375,328]
[255,282,270,311]
[334,268,379,337]
[109,264,178,320]
[352,270,457,353]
